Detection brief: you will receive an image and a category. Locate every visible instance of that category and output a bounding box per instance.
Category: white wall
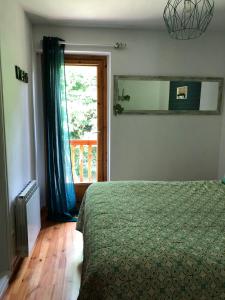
[33,55,46,207]
[33,25,225,183]
[219,119,225,177]
[0,43,11,287]
[200,82,219,111]
[0,0,36,275]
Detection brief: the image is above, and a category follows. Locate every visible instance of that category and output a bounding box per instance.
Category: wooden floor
[3,221,83,300]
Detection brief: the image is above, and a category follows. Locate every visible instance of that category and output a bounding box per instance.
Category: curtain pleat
[42,36,77,222]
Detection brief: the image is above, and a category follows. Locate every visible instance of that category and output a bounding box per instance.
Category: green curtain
[42,36,77,222]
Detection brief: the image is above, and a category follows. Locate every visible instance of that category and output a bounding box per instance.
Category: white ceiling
[19,0,225,30]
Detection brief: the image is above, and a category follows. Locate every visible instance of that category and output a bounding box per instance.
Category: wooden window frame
[64,55,108,201]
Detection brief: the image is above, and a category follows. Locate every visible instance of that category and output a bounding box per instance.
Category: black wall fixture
[15,66,28,83]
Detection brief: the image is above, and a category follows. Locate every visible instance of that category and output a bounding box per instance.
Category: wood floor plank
[3,222,83,300]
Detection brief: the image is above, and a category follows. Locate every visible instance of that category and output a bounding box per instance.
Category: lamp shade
[163,0,214,40]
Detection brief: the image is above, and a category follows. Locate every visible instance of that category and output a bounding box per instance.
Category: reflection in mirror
[114,76,224,115]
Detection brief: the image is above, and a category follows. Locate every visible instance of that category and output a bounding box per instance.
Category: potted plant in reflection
[118,88,130,101]
[113,103,124,115]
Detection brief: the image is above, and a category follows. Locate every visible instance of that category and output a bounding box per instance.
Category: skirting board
[0,275,9,298]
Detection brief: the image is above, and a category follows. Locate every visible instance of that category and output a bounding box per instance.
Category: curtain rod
[58,41,127,49]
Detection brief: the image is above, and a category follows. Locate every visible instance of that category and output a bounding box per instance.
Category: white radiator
[15,180,41,257]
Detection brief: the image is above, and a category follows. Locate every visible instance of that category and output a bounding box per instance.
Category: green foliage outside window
[65,66,97,182]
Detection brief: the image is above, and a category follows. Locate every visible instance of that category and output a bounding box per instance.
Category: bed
[77,181,225,299]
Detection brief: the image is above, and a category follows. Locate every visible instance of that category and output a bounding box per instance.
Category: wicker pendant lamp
[163,0,214,40]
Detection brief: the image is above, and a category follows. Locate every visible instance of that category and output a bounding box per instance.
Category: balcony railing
[70,139,97,183]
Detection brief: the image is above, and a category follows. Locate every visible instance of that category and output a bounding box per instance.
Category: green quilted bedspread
[77,181,225,300]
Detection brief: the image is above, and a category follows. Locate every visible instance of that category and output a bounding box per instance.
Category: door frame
[64,55,108,202]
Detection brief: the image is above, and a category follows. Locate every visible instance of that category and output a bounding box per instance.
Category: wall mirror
[114,76,224,115]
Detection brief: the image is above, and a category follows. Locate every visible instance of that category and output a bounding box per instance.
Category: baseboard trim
[0,275,9,299]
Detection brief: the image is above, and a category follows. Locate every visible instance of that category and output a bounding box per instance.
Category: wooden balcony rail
[70,140,97,183]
